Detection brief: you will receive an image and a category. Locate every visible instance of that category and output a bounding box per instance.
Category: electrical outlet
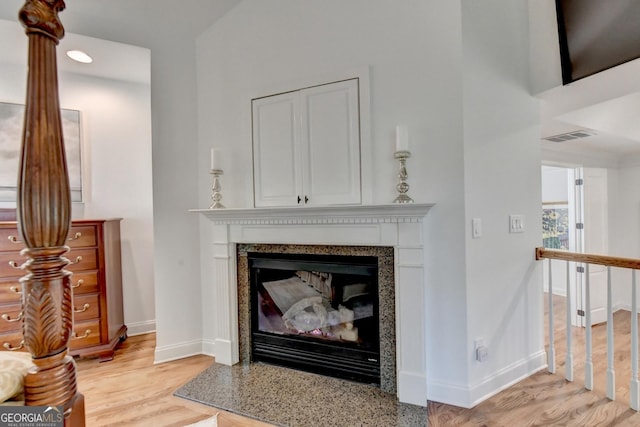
[472,218,482,239]
[475,338,488,362]
[476,346,489,362]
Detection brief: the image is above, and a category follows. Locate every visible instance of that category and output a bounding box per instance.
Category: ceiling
[538,53,640,164]
[0,1,638,163]
[0,0,240,85]
[0,0,240,47]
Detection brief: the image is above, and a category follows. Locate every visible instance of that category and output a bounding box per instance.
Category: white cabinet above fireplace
[252,78,361,208]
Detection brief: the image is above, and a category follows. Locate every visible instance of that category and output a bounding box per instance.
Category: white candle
[395,125,409,152]
[210,148,222,170]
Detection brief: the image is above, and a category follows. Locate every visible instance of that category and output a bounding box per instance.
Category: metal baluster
[548,258,555,373]
[606,266,615,400]
[630,270,639,411]
[585,263,593,390]
[565,261,573,382]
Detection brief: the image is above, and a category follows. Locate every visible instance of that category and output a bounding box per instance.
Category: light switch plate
[509,214,524,233]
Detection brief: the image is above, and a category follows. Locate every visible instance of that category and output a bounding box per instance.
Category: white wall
[0,20,156,336]
[610,166,640,310]
[527,0,562,94]
[461,0,544,407]
[150,34,205,363]
[196,0,467,402]
[192,0,545,408]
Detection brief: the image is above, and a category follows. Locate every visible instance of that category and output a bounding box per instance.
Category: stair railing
[536,247,640,411]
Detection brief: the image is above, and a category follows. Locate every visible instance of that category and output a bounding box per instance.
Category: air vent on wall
[542,130,596,143]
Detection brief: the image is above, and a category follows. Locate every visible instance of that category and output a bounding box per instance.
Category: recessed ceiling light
[66,50,93,64]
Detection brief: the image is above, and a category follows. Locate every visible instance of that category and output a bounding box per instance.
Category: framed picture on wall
[0,101,82,202]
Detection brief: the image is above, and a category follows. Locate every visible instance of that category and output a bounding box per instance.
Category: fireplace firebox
[249,252,381,385]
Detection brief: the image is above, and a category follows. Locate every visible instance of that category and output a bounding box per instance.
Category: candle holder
[209,169,225,209]
[393,150,414,204]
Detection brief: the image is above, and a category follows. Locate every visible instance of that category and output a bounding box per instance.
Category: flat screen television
[556,0,640,84]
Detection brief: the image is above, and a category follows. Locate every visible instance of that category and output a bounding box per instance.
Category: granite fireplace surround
[194,204,433,407]
[237,243,396,393]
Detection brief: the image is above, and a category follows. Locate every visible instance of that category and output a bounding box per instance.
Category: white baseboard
[125,320,156,337]
[427,350,547,408]
[202,339,216,357]
[154,339,204,364]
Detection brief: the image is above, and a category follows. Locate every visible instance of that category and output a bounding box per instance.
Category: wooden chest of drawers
[0,218,127,361]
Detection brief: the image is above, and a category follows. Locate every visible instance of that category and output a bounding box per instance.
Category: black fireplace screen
[249,252,380,385]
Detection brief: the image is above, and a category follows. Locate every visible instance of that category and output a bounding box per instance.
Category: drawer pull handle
[8,261,22,270]
[72,329,91,340]
[9,286,21,294]
[68,256,82,265]
[3,341,24,351]
[7,235,21,244]
[1,313,22,323]
[68,232,82,241]
[73,303,90,313]
[71,279,84,289]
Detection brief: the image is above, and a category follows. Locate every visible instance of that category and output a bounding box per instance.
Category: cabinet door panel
[301,79,361,205]
[252,92,302,207]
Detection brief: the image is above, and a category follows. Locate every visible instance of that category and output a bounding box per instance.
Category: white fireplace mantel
[191,203,433,224]
[193,203,433,407]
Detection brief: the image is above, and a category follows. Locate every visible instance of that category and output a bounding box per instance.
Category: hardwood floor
[429,294,640,426]
[77,299,640,426]
[75,334,272,427]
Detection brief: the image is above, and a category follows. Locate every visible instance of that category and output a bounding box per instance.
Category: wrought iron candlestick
[209,169,225,209]
[393,150,414,204]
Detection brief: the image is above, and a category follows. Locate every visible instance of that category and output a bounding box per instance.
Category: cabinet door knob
[297,196,302,204]
[305,196,309,204]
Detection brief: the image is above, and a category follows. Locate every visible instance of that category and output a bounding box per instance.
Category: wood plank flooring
[429,294,640,426]
[76,297,640,426]
[75,334,272,427]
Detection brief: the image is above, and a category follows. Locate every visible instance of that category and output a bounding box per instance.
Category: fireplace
[193,204,432,406]
[249,250,382,385]
[238,243,396,392]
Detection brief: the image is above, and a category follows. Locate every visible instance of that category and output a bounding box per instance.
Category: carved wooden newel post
[17,0,84,424]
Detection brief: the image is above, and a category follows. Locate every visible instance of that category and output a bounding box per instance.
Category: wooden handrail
[536,247,640,270]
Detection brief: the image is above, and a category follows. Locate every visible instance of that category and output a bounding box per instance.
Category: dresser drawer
[0,252,27,277]
[66,248,98,272]
[68,225,97,248]
[0,225,97,252]
[0,227,21,252]
[0,303,21,333]
[0,330,24,352]
[0,273,97,303]
[70,271,99,295]
[0,279,22,304]
[69,319,100,349]
[72,294,99,322]
[0,248,99,277]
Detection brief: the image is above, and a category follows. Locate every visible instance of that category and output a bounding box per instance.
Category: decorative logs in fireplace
[249,252,381,385]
